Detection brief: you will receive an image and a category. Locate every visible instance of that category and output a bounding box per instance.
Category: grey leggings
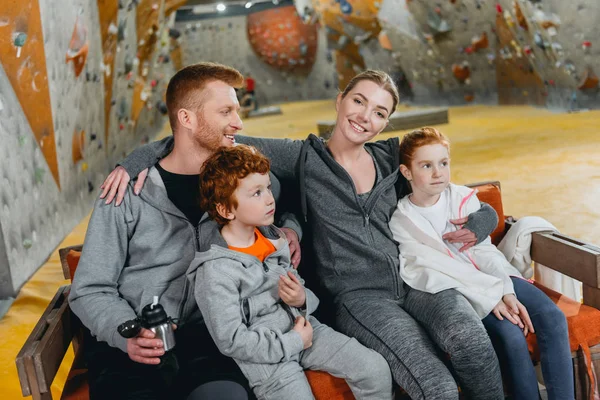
[335,286,504,400]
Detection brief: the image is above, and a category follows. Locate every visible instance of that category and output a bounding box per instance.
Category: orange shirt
[229,229,276,262]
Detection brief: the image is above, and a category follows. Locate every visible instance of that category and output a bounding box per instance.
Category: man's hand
[502,294,534,336]
[292,316,313,350]
[442,217,477,252]
[126,327,165,365]
[278,271,306,308]
[281,227,301,268]
[100,167,148,206]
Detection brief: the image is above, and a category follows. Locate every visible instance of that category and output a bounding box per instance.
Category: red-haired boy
[189,145,392,400]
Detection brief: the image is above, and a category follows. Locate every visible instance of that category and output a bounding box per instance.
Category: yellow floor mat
[1,103,599,398]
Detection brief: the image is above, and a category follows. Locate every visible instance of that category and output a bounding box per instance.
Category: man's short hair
[199,145,270,225]
[166,62,244,130]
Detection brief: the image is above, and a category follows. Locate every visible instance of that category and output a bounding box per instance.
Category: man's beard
[194,112,229,152]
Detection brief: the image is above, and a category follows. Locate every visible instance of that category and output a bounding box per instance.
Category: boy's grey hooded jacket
[188,225,319,364]
[68,166,296,353]
[121,134,497,308]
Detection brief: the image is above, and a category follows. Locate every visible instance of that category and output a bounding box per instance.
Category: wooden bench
[317,108,449,139]
[15,181,600,399]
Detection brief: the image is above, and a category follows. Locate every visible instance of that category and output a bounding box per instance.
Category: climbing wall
[309,0,600,109]
[0,0,183,297]
[176,5,337,106]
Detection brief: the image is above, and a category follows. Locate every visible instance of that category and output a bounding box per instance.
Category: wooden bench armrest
[15,285,75,397]
[529,231,600,309]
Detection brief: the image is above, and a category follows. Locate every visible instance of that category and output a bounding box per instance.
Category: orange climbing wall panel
[0,0,60,188]
[164,0,186,17]
[131,78,146,124]
[97,0,118,148]
[137,0,160,76]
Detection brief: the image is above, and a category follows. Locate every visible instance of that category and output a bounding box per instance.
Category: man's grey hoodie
[188,225,319,365]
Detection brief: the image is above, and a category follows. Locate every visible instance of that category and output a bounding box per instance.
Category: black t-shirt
[155,162,203,226]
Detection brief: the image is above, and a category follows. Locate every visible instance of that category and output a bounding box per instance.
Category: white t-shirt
[407,190,471,264]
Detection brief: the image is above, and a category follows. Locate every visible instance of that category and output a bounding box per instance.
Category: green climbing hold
[34,167,45,184]
[14,32,27,47]
[23,239,32,249]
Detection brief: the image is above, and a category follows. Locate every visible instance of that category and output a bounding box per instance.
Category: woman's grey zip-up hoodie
[187,224,319,365]
[121,134,497,307]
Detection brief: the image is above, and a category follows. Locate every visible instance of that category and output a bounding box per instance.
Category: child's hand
[443,217,477,252]
[491,298,523,328]
[278,271,306,308]
[502,294,534,336]
[292,316,313,349]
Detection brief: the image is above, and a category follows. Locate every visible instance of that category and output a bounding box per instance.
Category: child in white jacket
[389,127,573,400]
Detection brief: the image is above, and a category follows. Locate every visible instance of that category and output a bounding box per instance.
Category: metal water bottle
[117,296,176,351]
[141,296,176,351]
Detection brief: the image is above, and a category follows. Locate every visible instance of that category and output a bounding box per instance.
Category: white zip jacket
[390,183,515,318]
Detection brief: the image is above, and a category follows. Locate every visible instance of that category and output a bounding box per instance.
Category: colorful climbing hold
[14,32,27,57]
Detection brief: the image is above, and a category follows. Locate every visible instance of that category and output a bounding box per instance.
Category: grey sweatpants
[239,318,393,400]
[335,287,505,400]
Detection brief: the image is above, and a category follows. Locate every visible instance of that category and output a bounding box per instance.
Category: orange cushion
[470,183,505,245]
[306,370,354,399]
[66,250,82,281]
[527,281,600,388]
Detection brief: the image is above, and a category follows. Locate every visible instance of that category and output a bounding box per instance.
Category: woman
[102,70,504,399]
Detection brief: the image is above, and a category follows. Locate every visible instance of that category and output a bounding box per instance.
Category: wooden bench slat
[15,285,71,397]
[531,232,600,288]
[33,287,73,393]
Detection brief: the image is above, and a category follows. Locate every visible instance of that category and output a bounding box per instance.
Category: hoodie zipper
[315,138,402,298]
[177,222,201,320]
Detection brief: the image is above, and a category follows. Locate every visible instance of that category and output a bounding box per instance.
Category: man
[69,62,301,399]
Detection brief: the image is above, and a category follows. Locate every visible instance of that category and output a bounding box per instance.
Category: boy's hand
[126,328,165,364]
[278,271,306,308]
[502,294,534,336]
[292,316,313,349]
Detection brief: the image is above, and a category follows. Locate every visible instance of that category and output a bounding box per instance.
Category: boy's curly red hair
[199,145,270,225]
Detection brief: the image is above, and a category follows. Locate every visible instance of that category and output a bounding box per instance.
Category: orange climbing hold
[514,1,528,31]
[472,32,489,51]
[378,31,392,51]
[65,16,88,77]
[578,68,599,90]
[452,63,470,82]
